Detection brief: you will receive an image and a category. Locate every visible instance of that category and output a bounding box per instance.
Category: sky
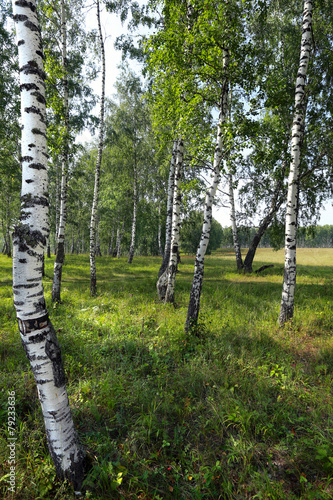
[81,1,332,228]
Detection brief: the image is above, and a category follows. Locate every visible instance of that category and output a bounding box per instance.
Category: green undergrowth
[1,249,333,499]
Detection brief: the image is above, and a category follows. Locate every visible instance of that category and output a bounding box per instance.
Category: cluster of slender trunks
[11,0,313,490]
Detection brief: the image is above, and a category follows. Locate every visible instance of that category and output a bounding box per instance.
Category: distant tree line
[220,224,333,249]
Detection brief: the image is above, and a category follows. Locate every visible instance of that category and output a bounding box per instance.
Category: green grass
[1,248,333,499]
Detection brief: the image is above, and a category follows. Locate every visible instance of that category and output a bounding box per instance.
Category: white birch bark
[116,219,125,258]
[164,139,184,303]
[12,0,84,488]
[70,230,74,254]
[108,221,115,255]
[90,0,105,295]
[185,50,229,330]
[55,162,60,253]
[128,164,137,264]
[158,204,163,257]
[279,0,313,326]
[52,0,69,302]
[76,226,80,254]
[228,170,243,270]
[158,140,177,278]
[95,214,102,256]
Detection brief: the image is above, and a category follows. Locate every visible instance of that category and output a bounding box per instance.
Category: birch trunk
[108,222,115,255]
[95,215,102,256]
[158,140,177,278]
[116,219,125,258]
[5,196,12,257]
[185,50,229,331]
[228,171,243,270]
[163,139,184,303]
[158,204,163,257]
[52,0,69,303]
[90,0,105,296]
[70,230,75,254]
[47,237,51,258]
[12,0,84,488]
[128,165,137,264]
[55,164,60,254]
[279,0,313,326]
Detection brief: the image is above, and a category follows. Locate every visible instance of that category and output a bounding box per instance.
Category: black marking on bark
[20,211,31,221]
[13,14,28,22]
[15,0,36,12]
[13,223,46,250]
[45,322,66,388]
[20,64,45,81]
[14,300,24,306]
[21,194,48,208]
[36,378,52,385]
[42,152,49,159]
[20,83,39,92]
[25,106,45,122]
[31,128,47,139]
[24,20,39,33]
[31,91,46,104]
[18,258,27,263]
[21,156,34,163]
[27,162,46,171]
[36,50,44,59]
[13,283,38,293]
[18,39,25,46]
[27,332,46,344]
[34,298,46,313]
[25,179,34,184]
[28,143,36,148]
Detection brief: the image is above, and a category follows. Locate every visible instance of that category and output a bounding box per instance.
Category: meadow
[0,248,333,499]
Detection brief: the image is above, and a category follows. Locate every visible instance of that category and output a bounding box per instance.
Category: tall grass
[1,248,333,499]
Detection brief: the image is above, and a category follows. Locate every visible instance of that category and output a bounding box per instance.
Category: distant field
[1,249,333,499]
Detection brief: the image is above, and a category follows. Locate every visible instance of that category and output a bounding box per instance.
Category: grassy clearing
[1,248,333,499]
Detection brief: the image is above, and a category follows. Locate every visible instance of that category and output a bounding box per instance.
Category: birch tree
[228,170,243,271]
[158,140,176,278]
[90,0,105,296]
[279,0,313,326]
[163,138,183,303]
[52,0,69,302]
[12,0,84,488]
[186,49,229,329]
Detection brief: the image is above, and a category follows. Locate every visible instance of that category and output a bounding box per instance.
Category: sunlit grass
[1,248,333,499]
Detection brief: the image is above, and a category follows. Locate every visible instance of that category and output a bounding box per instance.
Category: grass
[1,248,333,499]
